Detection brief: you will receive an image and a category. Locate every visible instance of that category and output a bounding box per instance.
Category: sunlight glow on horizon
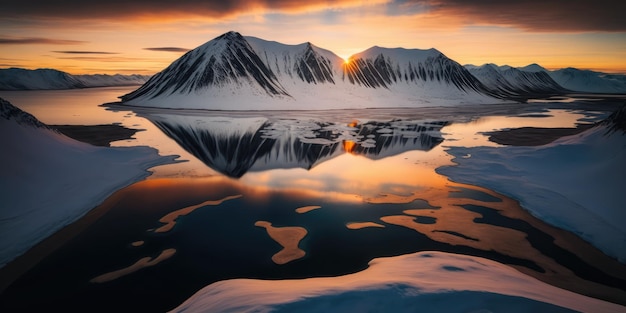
[1,2,625,75]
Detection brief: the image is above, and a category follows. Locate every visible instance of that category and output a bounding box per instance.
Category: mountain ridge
[467,63,626,94]
[465,63,567,99]
[0,68,151,90]
[120,31,507,110]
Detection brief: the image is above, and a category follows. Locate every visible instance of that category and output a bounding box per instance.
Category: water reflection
[140,112,448,178]
[3,90,626,312]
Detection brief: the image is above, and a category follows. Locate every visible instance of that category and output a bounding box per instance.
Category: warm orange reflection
[342,140,357,154]
[242,146,454,203]
[375,182,626,303]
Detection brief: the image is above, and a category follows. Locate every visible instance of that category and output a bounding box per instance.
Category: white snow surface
[170,251,624,313]
[351,45,441,65]
[0,103,175,268]
[438,125,626,262]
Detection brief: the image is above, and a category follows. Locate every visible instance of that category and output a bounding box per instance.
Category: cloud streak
[420,0,626,32]
[0,37,86,45]
[55,56,146,62]
[144,47,190,53]
[53,51,119,54]
[2,0,624,32]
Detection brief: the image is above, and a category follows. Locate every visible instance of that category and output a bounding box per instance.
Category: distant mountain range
[466,63,626,94]
[0,68,151,90]
[463,64,566,100]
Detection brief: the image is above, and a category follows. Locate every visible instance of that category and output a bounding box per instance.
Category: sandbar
[90,248,176,283]
[346,222,385,229]
[155,195,242,233]
[255,221,307,265]
[295,205,321,214]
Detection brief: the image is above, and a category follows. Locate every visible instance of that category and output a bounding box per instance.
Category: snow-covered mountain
[121,31,506,110]
[0,68,151,90]
[516,64,626,94]
[139,112,446,177]
[0,97,174,268]
[465,63,566,99]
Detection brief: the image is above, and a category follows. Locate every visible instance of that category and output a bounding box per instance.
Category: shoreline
[0,187,126,293]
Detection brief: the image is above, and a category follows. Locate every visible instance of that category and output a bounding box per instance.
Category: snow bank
[437,123,626,262]
[0,98,176,267]
[171,251,624,313]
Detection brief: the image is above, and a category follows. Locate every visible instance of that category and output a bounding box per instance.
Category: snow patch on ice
[438,124,626,262]
[0,98,176,268]
[170,251,624,313]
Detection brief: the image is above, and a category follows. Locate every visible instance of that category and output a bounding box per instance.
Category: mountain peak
[352,46,442,62]
[216,31,243,40]
[121,31,290,102]
[519,63,547,73]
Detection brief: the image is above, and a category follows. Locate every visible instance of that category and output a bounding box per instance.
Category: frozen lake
[0,87,625,312]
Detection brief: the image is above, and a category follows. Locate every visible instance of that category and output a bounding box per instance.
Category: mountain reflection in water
[142,113,448,178]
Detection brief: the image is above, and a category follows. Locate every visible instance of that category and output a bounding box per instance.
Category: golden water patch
[255,221,307,265]
[346,222,385,229]
[375,181,626,304]
[90,248,176,283]
[154,195,242,233]
[295,205,321,214]
[131,241,144,247]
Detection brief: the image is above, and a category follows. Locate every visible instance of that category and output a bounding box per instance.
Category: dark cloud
[0,37,86,45]
[52,51,119,54]
[421,0,626,32]
[143,47,190,53]
[0,0,341,20]
[55,56,145,62]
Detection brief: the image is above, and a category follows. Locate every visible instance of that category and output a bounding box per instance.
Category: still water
[0,88,625,311]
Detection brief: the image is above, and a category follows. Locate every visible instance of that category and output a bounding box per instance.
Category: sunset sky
[1,0,625,75]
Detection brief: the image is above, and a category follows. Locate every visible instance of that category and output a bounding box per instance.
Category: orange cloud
[0,0,387,21]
